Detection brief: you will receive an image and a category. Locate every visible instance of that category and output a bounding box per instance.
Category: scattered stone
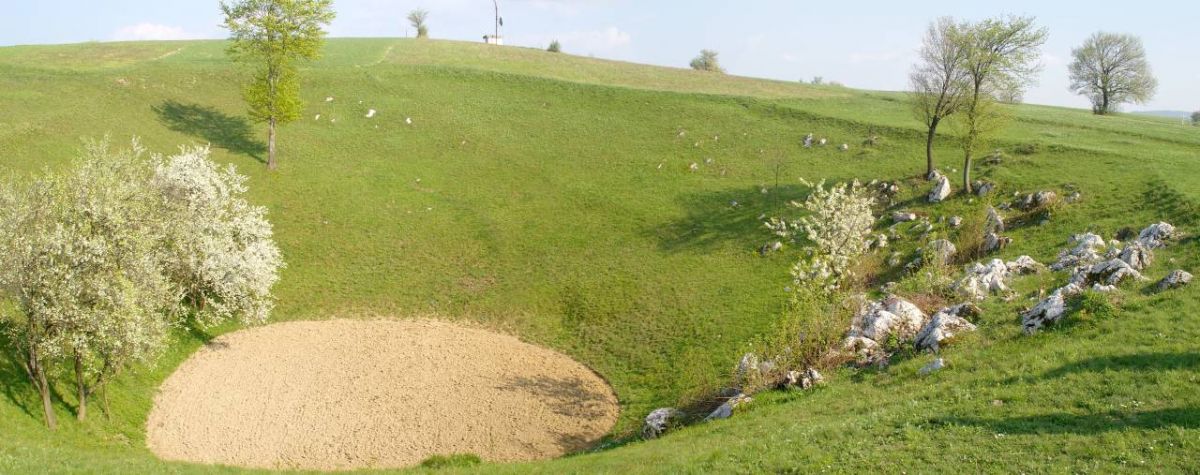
[1066,191,1082,203]
[924,239,958,266]
[781,368,823,390]
[1021,286,1075,334]
[314,114,321,120]
[850,296,928,345]
[982,233,1013,254]
[886,252,904,267]
[365,109,376,118]
[893,212,917,223]
[819,138,828,146]
[842,336,887,366]
[915,304,980,351]
[1069,258,1143,287]
[1157,270,1193,292]
[974,181,995,197]
[985,207,1005,234]
[642,408,685,439]
[1118,241,1154,271]
[1016,191,1058,210]
[869,234,889,250]
[1050,233,1107,271]
[1136,222,1176,249]
[954,259,1011,300]
[919,358,945,375]
[688,162,699,172]
[839,143,850,152]
[1005,255,1044,275]
[759,241,784,256]
[928,173,952,203]
[803,133,814,148]
[325,96,334,102]
[949,216,963,228]
[704,393,751,421]
[405,117,413,125]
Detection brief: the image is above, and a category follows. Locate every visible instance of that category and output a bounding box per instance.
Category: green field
[0,38,1198,473]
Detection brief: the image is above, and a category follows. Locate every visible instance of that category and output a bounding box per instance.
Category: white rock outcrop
[915,303,980,351]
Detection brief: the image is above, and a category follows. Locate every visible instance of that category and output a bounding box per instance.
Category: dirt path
[145,319,619,470]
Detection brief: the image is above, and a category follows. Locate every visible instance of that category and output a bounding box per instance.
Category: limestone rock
[924,239,957,266]
[928,174,952,203]
[1006,255,1044,275]
[1070,258,1143,287]
[642,408,686,439]
[914,304,980,351]
[1117,241,1154,271]
[985,207,1005,234]
[1136,222,1176,249]
[983,232,1013,253]
[759,241,784,256]
[1051,233,1106,271]
[919,357,945,375]
[954,259,1011,300]
[949,216,963,228]
[1157,270,1193,292]
[893,212,918,223]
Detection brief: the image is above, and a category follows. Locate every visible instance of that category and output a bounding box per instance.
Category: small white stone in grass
[365,109,376,118]
[656,163,663,170]
[325,96,334,102]
[405,117,413,125]
[330,118,337,123]
[314,114,321,120]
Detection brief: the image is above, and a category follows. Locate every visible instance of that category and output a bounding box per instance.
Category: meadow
[0,38,1197,473]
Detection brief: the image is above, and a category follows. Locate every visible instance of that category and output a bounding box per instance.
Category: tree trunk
[962,151,973,195]
[267,117,278,170]
[27,346,57,430]
[925,117,940,179]
[74,353,87,421]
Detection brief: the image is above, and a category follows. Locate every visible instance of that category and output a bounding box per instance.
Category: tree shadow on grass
[934,407,1200,435]
[0,331,34,418]
[152,100,266,163]
[1039,352,1200,380]
[647,184,810,253]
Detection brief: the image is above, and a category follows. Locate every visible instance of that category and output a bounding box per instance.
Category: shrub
[407,9,429,38]
[547,40,561,53]
[1013,142,1039,155]
[689,49,724,73]
[767,180,876,293]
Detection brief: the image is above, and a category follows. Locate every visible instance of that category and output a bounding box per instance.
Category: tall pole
[493,0,499,40]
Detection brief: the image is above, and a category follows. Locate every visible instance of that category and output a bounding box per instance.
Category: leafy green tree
[1192,111,1200,126]
[910,17,969,179]
[221,0,335,170]
[690,49,724,73]
[408,9,429,38]
[955,16,1047,194]
[547,40,562,53]
[1068,32,1157,115]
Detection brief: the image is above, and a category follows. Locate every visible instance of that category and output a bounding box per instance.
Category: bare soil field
[145,319,619,470]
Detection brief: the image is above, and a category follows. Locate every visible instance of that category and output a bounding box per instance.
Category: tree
[909,17,969,179]
[1192,111,1200,126]
[0,140,174,427]
[0,139,285,430]
[547,40,561,53]
[221,0,335,170]
[765,180,875,294]
[1068,32,1157,115]
[152,145,285,328]
[955,16,1047,194]
[407,9,429,38]
[689,49,724,73]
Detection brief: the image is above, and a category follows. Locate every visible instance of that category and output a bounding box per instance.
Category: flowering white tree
[767,179,876,293]
[152,145,284,328]
[0,140,174,427]
[0,139,284,429]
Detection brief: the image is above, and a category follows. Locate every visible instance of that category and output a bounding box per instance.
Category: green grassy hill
[0,38,1198,473]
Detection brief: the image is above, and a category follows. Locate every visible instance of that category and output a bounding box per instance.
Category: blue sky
[3,0,1196,111]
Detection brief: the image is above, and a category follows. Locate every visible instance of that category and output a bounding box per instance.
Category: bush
[547,40,561,53]
[767,180,876,293]
[689,49,724,73]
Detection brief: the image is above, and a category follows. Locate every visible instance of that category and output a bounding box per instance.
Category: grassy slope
[0,39,1197,473]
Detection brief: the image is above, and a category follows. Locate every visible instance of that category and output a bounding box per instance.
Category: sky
[2,0,1197,112]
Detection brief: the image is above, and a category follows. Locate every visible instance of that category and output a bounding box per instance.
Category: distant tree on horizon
[547,40,561,53]
[1192,111,1200,126]
[955,15,1047,194]
[909,17,969,179]
[1068,32,1157,115]
[220,0,335,170]
[690,49,724,73]
[408,9,429,38]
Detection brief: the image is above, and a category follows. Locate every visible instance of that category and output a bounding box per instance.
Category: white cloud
[112,23,191,41]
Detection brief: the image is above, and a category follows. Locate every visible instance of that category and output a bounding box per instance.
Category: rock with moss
[1157,270,1192,292]
[642,408,686,439]
[915,303,980,351]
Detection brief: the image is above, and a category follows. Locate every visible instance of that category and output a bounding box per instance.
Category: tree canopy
[1068,32,1157,115]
